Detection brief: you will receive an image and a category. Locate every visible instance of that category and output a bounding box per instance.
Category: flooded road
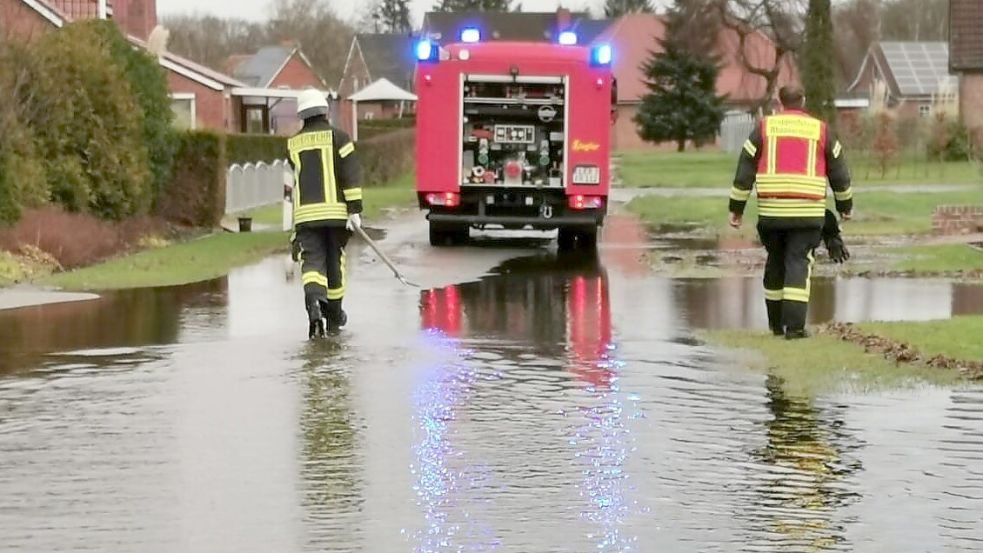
[2,219,982,551]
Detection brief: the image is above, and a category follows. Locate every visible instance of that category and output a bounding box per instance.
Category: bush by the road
[157,131,227,227]
[0,43,48,225]
[86,20,177,208]
[357,128,415,188]
[27,22,151,220]
[227,134,288,165]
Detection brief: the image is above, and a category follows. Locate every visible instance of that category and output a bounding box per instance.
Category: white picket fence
[225,160,291,216]
[719,111,756,154]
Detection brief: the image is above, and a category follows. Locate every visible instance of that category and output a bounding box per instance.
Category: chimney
[117,0,158,41]
[556,8,572,31]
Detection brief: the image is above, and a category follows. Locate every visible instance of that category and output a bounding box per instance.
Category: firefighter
[728,86,853,340]
[288,89,363,339]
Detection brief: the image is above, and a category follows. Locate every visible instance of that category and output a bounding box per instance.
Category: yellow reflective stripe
[339,142,355,158]
[767,137,778,174]
[288,131,332,150]
[784,288,810,302]
[743,140,757,157]
[764,289,784,301]
[765,115,822,141]
[807,139,817,178]
[303,272,328,288]
[294,204,349,224]
[327,250,346,300]
[756,183,827,194]
[344,187,363,201]
[834,188,853,201]
[832,141,843,159]
[756,174,828,187]
[730,187,752,201]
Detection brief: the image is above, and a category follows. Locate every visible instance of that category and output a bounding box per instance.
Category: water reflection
[677,277,983,330]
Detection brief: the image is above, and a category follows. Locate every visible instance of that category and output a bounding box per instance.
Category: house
[594,13,798,150]
[2,0,303,134]
[847,41,958,120]
[949,0,983,142]
[336,32,418,134]
[226,44,329,135]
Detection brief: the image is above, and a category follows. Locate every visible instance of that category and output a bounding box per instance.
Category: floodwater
[1,217,982,551]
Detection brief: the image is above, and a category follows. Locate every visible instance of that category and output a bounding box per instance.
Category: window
[919,104,932,118]
[244,106,268,134]
[170,94,196,129]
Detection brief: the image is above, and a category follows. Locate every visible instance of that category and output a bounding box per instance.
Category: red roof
[46,0,106,20]
[593,13,799,106]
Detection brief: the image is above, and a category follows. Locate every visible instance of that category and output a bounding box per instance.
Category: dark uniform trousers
[298,224,349,322]
[758,221,822,333]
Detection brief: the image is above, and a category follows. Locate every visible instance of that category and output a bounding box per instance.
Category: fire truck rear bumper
[427,212,602,229]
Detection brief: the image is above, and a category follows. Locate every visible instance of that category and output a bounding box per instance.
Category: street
[1,214,982,552]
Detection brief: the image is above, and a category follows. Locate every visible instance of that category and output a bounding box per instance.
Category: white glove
[346,213,362,231]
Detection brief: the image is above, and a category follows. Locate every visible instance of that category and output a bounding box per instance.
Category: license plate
[573,165,600,185]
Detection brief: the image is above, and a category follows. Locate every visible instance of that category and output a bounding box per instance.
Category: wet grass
[627,189,983,237]
[43,231,289,291]
[706,330,964,395]
[858,316,983,362]
[890,244,983,273]
[618,151,982,188]
[0,251,25,287]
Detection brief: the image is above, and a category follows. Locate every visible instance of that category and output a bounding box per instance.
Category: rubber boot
[324,300,347,335]
[307,298,325,339]
[766,300,784,336]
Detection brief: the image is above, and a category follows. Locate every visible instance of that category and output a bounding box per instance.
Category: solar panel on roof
[880,42,954,97]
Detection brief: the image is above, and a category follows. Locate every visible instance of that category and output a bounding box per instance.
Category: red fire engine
[414,28,615,249]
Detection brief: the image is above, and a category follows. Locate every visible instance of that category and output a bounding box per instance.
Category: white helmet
[297,89,329,119]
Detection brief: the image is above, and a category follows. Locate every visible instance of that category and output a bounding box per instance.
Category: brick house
[226,44,330,135]
[949,0,983,145]
[593,13,798,151]
[1,0,303,134]
[847,41,958,121]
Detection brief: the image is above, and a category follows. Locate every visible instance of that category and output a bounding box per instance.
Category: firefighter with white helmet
[288,88,363,338]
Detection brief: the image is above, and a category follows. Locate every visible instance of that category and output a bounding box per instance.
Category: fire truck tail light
[427,192,460,208]
[591,44,613,66]
[569,195,604,210]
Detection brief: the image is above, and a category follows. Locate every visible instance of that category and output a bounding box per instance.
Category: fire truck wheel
[557,229,577,251]
[557,227,598,251]
[429,223,469,247]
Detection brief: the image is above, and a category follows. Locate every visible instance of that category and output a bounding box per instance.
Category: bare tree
[713,0,805,114]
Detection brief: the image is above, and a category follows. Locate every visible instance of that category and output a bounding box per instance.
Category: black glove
[821,209,850,264]
[290,232,301,262]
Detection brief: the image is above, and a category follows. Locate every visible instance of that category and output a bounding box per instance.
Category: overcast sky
[157,0,654,26]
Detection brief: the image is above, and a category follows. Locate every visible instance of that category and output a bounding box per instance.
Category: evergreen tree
[634,1,726,152]
[604,0,652,17]
[434,0,513,12]
[373,0,412,33]
[802,0,837,123]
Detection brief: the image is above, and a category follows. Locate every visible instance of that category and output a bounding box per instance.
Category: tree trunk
[677,139,686,152]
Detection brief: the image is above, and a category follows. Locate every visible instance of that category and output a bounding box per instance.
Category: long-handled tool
[353,225,420,288]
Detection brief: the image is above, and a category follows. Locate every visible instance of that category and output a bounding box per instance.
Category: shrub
[157,131,226,227]
[356,128,415,187]
[0,207,166,269]
[227,134,288,165]
[0,41,48,225]
[27,22,151,220]
[84,20,177,207]
[928,119,975,162]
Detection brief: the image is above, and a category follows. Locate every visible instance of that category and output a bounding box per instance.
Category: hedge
[357,128,415,187]
[227,134,289,165]
[156,131,226,227]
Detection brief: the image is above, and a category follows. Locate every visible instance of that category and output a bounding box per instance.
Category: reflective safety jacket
[288,119,362,227]
[730,110,852,225]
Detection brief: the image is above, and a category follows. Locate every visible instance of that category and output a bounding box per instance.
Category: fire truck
[414,28,615,249]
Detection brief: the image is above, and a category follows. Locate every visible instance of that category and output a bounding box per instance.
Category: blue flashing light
[460,27,481,43]
[558,31,578,45]
[416,39,437,62]
[591,44,613,66]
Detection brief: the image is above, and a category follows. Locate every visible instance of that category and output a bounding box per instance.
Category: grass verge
[618,151,981,189]
[626,189,983,237]
[42,231,288,291]
[705,329,964,396]
[857,316,983,363]
[890,244,983,273]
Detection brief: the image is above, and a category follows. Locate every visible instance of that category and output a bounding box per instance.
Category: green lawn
[627,189,983,236]
[858,316,983,362]
[43,231,289,291]
[0,251,26,287]
[707,330,964,395]
[617,151,982,188]
[891,244,983,273]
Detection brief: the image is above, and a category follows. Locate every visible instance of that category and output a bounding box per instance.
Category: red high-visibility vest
[756,110,829,218]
